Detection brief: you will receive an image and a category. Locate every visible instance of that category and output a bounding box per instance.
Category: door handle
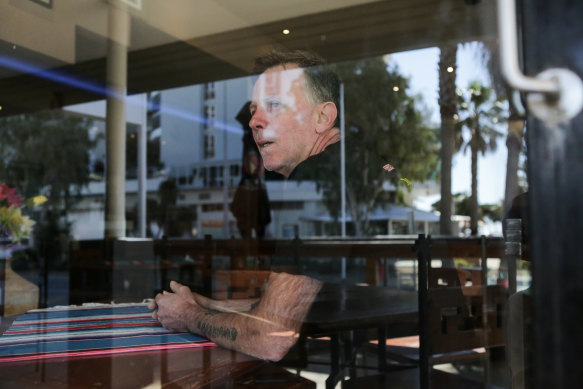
[498,0,583,125]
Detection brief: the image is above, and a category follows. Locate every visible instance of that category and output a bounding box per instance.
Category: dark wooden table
[304,284,418,334]
[0,316,314,389]
[301,284,419,389]
[0,285,417,389]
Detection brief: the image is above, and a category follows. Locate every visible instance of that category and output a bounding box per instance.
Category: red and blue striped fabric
[0,303,215,363]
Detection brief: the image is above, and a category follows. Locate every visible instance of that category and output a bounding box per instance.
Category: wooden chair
[416,235,507,388]
[343,236,507,388]
[425,285,506,361]
[361,237,505,388]
[429,267,471,288]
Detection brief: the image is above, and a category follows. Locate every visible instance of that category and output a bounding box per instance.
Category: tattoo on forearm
[197,321,238,341]
[249,301,259,310]
[204,309,221,316]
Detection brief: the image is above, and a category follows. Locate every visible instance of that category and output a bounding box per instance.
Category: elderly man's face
[249,65,319,178]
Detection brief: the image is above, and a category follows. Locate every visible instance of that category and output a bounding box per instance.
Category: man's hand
[148,281,200,332]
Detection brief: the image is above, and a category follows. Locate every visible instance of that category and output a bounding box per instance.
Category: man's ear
[315,102,338,134]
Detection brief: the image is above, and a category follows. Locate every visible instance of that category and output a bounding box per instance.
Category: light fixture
[447,66,454,73]
[0,105,3,111]
[282,29,290,35]
[393,86,399,92]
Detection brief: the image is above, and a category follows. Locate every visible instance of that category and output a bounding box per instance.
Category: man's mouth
[258,141,274,149]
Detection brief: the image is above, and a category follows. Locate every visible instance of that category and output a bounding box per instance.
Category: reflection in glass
[0,0,536,387]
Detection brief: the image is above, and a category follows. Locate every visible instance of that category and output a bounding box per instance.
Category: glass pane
[0,1,532,388]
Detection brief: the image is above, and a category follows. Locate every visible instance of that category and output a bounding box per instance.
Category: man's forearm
[186,306,292,361]
[155,273,322,361]
[195,296,260,313]
[194,312,240,343]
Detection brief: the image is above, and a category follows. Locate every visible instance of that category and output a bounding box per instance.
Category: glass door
[519,0,583,388]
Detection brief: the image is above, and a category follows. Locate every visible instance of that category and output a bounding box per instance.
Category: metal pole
[340,83,347,279]
[137,95,147,238]
[416,234,430,389]
[222,81,230,238]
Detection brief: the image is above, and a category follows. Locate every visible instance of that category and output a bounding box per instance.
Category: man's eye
[266,101,280,112]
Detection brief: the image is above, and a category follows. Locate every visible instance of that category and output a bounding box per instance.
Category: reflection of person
[250,50,340,178]
[149,51,339,361]
[230,102,271,238]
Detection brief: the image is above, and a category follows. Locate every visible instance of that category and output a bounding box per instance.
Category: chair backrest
[427,284,506,356]
[416,235,508,387]
[429,267,468,288]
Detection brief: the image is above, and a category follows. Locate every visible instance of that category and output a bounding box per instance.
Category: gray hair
[254,50,340,126]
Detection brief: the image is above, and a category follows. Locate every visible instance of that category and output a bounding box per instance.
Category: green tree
[0,110,95,267]
[299,57,439,236]
[438,44,458,236]
[455,81,506,235]
[0,110,95,208]
[474,39,525,214]
[432,192,503,234]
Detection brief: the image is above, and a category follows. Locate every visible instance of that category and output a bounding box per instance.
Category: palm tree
[438,44,458,235]
[477,40,526,214]
[455,81,506,235]
[504,110,525,213]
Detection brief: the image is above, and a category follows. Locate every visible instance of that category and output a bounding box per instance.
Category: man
[249,50,340,178]
[149,50,340,361]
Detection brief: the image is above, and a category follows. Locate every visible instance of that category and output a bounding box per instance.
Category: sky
[389,45,508,211]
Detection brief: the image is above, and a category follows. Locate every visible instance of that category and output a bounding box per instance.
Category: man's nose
[249,106,267,131]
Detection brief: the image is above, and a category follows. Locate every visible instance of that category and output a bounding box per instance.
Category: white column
[105,3,130,238]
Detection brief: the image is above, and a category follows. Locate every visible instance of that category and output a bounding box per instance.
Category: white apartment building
[65,75,439,240]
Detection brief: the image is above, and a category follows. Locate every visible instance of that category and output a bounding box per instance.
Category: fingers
[147,299,157,310]
[170,280,193,299]
[148,297,159,321]
[169,280,183,292]
[149,291,166,320]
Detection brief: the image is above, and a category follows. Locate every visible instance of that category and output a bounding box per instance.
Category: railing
[154,235,504,261]
[67,236,506,304]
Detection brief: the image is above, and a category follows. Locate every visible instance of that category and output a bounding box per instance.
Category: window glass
[0,1,532,388]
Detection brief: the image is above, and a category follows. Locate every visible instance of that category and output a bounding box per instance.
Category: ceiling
[0,0,497,117]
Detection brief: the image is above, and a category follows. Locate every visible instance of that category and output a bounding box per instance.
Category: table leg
[344,330,356,379]
[378,326,387,371]
[326,334,342,389]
